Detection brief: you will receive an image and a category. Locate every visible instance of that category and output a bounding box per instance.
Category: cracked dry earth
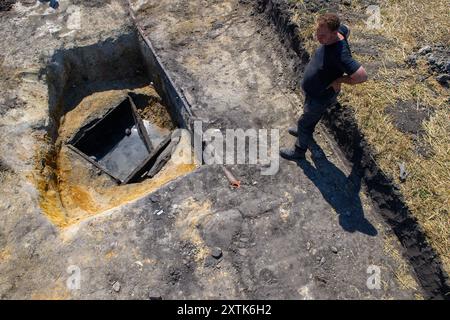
[0,0,423,299]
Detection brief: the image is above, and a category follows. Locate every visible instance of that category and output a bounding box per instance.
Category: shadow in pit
[297,140,377,236]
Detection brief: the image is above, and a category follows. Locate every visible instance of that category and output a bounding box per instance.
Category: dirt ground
[0,0,440,299]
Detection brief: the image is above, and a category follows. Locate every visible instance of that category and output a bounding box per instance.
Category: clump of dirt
[406,44,450,86]
[0,63,26,116]
[35,85,196,227]
[71,0,112,8]
[130,91,176,130]
[0,159,10,172]
[0,0,16,12]
[0,158,12,182]
[0,93,26,116]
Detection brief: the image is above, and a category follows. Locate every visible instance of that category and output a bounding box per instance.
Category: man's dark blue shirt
[301,25,361,100]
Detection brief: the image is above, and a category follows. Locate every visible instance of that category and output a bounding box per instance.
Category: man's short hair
[317,13,341,31]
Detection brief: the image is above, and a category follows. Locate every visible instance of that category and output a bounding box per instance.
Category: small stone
[112,281,121,292]
[306,242,311,251]
[418,45,431,55]
[405,54,417,66]
[240,237,249,243]
[330,246,338,254]
[125,128,131,136]
[211,247,222,259]
[320,257,326,265]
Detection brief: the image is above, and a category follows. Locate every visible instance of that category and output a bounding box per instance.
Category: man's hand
[334,66,368,87]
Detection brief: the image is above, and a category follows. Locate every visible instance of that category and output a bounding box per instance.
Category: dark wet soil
[385,101,434,157]
[0,0,16,11]
[385,100,433,135]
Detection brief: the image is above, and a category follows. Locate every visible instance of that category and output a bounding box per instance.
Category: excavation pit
[35,31,197,228]
[68,95,172,184]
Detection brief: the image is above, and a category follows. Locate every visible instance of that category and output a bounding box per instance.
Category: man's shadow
[296,140,377,236]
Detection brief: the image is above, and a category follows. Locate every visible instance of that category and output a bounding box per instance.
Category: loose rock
[112,281,121,292]
[211,247,223,259]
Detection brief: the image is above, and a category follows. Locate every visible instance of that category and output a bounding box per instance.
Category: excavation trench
[257,0,449,299]
[36,30,197,228]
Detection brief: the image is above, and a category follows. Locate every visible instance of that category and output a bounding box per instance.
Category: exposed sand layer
[35,86,196,227]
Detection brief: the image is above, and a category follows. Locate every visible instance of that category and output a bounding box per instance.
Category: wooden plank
[69,97,129,146]
[66,144,123,184]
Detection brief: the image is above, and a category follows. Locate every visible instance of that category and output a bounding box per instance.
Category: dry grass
[383,232,421,295]
[292,0,450,274]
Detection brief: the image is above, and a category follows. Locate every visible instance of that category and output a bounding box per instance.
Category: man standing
[280,13,367,160]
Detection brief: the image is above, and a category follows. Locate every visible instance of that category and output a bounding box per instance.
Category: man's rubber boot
[279,146,306,161]
[50,0,59,9]
[288,127,298,137]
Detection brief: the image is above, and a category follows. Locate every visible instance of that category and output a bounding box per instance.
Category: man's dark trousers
[296,91,339,151]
